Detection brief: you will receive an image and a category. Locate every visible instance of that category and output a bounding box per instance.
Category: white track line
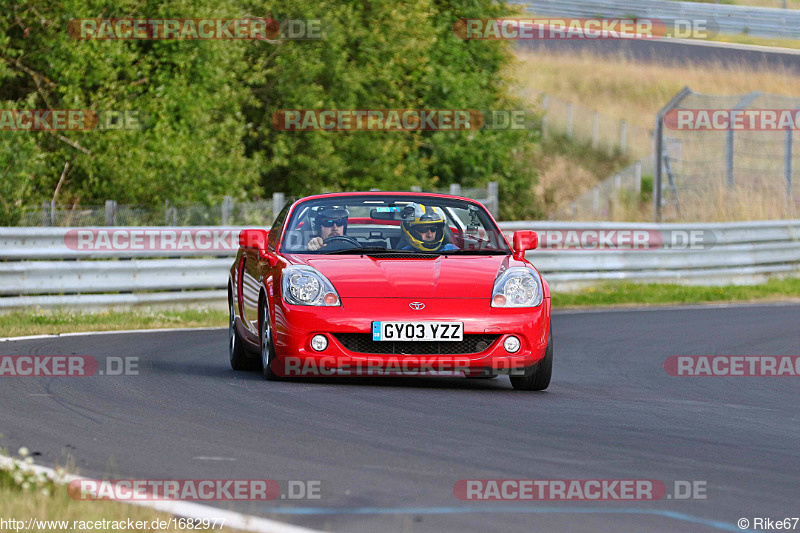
[0,327,225,343]
[0,455,322,533]
[2,300,798,341]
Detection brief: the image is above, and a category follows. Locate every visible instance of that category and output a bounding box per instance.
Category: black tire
[510,329,553,391]
[259,299,280,380]
[229,294,250,371]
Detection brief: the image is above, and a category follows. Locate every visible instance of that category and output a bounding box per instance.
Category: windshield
[279,195,511,255]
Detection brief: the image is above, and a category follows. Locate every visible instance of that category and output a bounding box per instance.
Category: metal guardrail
[500,220,800,290]
[515,0,800,39]
[0,221,798,309]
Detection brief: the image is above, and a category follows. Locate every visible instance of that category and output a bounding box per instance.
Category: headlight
[491,267,543,308]
[281,266,341,306]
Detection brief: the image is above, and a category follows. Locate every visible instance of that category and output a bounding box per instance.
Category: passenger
[400,204,458,252]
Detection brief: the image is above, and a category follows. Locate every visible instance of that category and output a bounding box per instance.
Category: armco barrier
[0,221,798,309]
[515,0,800,39]
[499,220,800,291]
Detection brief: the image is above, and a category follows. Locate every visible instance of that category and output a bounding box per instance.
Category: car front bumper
[269,296,550,377]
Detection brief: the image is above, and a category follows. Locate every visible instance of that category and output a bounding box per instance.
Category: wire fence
[19,198,277,227]
[554,158,656,220]
[654,88,799,221]
[547,87,800,221]
[16,184,499,227]
[536,92,653,160]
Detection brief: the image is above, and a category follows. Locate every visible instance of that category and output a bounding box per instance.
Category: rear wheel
[260,299,280,380]
[510,330,553,391]
[229,294,249,371]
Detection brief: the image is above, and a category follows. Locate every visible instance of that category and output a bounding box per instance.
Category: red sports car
[227,192,552,391]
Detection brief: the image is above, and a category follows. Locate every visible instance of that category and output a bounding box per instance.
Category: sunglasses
[415,224,440,234]
[320,218,347,227]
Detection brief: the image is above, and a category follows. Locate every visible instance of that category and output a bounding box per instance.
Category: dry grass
[514,49,800,129]
[711,33,800,48]
[511,49,800,221]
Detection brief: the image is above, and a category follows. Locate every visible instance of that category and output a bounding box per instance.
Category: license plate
[372,321,464,342]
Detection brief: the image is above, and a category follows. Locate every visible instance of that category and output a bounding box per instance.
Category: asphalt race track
[1,303,798,532]
[518,38,800,73]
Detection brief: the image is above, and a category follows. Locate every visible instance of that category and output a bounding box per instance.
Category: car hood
[285,254,516,298]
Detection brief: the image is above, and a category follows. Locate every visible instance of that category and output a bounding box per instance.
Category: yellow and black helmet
[402,203,447,251]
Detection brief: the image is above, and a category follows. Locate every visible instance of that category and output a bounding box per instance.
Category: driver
[307,206,349,251]
[401,203,458,252]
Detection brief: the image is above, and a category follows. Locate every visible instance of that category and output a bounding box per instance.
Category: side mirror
[512,230,538,260]
[239,229,277,265]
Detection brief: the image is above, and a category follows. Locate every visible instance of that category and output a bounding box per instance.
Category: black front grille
[333,333,499,355]
[367,254,439,259]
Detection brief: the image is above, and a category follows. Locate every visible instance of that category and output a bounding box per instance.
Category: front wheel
[510,331,553,391]
[260,301,280,380]
[229,295,250,371]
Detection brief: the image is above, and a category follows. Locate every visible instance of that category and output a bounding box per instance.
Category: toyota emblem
[409,302,425,310]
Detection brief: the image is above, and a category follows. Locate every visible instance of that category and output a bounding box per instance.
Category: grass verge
[0,309,227,338]
[0,279,798,339]
[553,277,800,307]
[533,134,634,217]
[0,450,240,532]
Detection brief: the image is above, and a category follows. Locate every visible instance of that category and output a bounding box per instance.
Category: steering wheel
[322,235,362,249]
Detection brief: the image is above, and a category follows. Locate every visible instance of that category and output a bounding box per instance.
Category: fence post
[620,119,627,155]
[104,200,117,226]
[41,201,49,227]
[635,161,642,195]
[566,103,573,139]
[654,86,692,222]
[654,119,664,222]
[222,196,233,225]
[49,199,55,226]
[487,181,499,218]
[449,183,462,196]
[592,187,600,214]
[541,93,549,138]
[785,127,793,201]
[272,192,285,222]
[726,92,763,189]
[592,112,599,149]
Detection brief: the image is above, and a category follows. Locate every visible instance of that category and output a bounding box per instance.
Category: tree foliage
[0,0,540,224]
